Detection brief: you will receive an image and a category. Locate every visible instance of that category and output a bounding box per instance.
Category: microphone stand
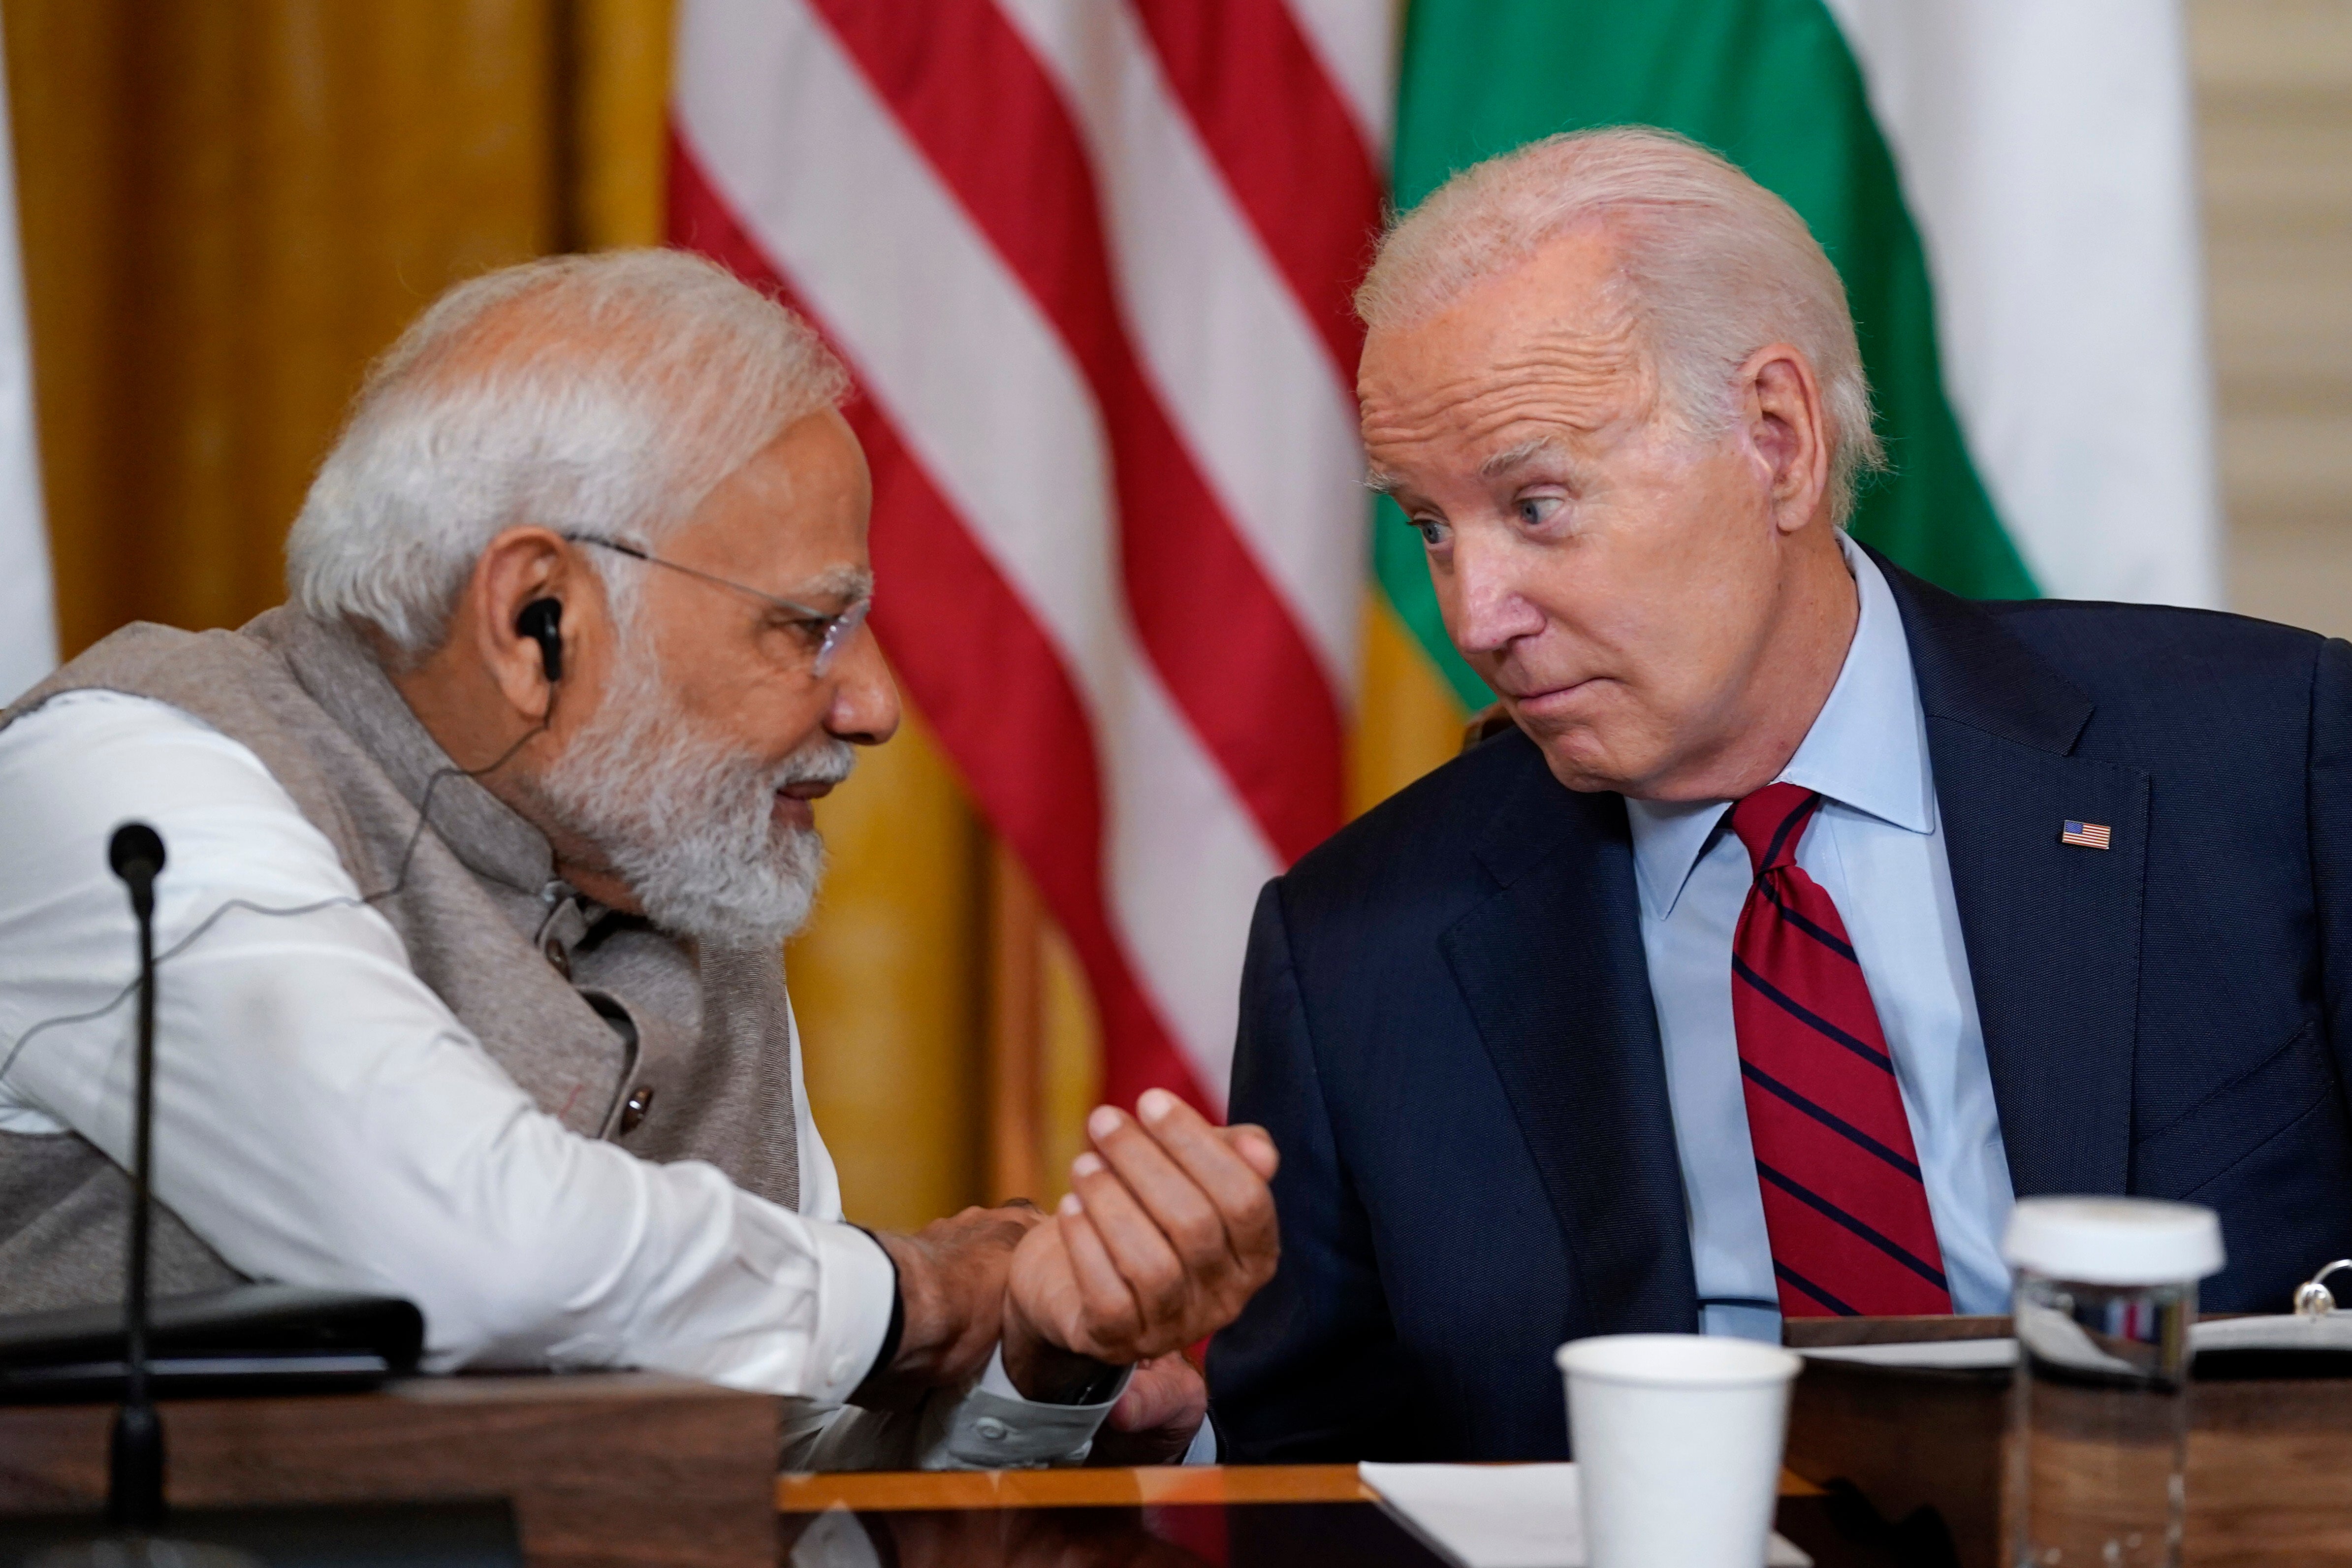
[107,822,166,1531]
[0,825,517,1565]
[5,822,267,1567]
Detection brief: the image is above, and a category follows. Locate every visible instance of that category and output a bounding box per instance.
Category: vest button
[619,1085,655,1134]
[543,936,572,979]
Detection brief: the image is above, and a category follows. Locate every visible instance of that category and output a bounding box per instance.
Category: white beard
[530,656,854,944]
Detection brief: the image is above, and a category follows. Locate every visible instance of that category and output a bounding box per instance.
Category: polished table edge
[776,1463,1824,1513]
[777,1464,1370,1512]
[1780,1314,2013,1348]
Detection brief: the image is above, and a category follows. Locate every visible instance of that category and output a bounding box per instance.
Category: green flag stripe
[1378,0,2039,709]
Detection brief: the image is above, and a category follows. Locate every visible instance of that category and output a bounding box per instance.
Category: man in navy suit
[1207,127,2352,1462]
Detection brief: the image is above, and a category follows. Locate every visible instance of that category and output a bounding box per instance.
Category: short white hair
[287,249,851,655]
[1357,127,1884,523]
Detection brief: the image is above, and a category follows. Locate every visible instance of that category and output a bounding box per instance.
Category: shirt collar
[1624,537,1934,919]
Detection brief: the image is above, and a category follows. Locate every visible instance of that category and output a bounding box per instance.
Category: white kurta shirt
[0,688,1111,1466]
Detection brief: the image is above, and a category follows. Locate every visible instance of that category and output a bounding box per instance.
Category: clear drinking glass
[2001,1198,2223,1568]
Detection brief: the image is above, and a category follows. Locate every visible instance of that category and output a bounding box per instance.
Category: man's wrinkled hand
[858,1203,1046,1401]
[1001,1088,1279,1400]
[1087,1352,1210,1466]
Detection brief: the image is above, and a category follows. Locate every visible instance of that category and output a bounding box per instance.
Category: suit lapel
[1438,736,1698,1333]
[1880,556,2150,1198]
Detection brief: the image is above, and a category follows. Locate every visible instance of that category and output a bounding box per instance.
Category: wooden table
[1784,1315,2352,1568]
[0,1373,778,1567]
[2,1343,2348,1566]
[776,1465,1934,1567]
[782,1465,1422,1568]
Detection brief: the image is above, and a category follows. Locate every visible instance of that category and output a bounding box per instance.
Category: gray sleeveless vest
[0,608,801,1312]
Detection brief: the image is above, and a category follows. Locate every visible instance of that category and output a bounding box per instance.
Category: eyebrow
[1362,436,1569,497]
[782,564,874,609]
[1478,437,1563,481]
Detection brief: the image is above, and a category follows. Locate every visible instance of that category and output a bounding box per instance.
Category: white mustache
[771,738,855,792]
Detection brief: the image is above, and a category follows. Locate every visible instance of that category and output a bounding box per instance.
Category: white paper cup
[1557,1333,1801,1568]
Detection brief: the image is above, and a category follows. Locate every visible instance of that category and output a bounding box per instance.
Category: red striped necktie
[1729,783,1952,1317]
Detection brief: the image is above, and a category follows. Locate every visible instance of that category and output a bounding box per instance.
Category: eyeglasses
[563,533,872,678]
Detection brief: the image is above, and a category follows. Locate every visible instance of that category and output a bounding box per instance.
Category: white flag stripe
[1000,0,1366,698]
[1821,0,2220,608]
[1099,677,1267,1098]
[675,11,1126,690]
[1282,0,1400,156]
[0,21,52,704]
[676,0,1272,1095]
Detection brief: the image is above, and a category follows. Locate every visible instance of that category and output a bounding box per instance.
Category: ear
[461,527,592,722]
[1737,343,1832,534]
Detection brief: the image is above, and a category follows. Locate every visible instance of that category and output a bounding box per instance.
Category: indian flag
[1378,0,2219,711]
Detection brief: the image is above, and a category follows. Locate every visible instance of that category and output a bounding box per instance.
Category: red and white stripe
[671,1,1392,1112]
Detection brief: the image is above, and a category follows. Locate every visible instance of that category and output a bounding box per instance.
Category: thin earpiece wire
[0,698,558,1094]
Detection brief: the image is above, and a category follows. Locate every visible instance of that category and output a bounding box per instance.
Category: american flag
[669,1,1391,1114]
[2061,820,2114,850]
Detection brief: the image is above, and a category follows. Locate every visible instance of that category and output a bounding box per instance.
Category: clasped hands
[862,1088,1280,1462]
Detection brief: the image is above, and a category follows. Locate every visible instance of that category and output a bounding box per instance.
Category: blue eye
[1415,518,1450,547]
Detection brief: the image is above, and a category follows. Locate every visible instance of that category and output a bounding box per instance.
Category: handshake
[860,1088,1281,1462]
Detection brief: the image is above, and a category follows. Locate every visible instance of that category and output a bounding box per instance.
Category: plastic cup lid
[2002,1196,2225,1285]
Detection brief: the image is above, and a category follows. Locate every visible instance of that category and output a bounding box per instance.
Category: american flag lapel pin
[2060,820,2113,850]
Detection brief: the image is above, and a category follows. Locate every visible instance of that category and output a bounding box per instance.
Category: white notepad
[1797,1312,2352,1373]
[1358,1462,1812,1568]
[2193,1312,2352,1354]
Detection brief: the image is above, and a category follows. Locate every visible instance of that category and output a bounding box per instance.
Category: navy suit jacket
[1206,557,2352,1462]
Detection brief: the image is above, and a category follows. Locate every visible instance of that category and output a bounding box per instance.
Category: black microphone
[108,823,166,916]
[105,822,167,1531]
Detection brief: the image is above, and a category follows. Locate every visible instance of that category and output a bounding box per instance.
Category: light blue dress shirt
[1624,539,2015,1341]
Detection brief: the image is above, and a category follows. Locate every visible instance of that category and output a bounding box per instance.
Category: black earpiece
[516,598,564,684]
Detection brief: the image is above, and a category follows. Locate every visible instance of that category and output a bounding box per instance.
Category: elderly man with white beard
[0,251,1277,1468]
